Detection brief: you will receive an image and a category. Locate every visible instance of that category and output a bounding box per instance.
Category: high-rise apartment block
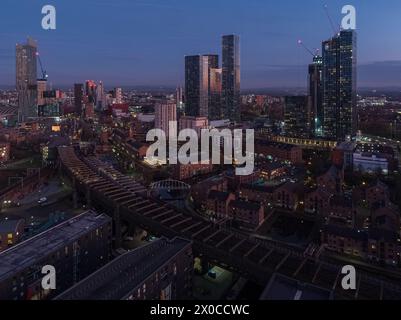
[308,55,323,137]
[222,35,240,122]
[16,37,38,122]
[185,55,209,118]
[322,30,357,141]
[284,96,310,138]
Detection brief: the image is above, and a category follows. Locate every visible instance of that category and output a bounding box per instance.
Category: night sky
[1,0,401,88]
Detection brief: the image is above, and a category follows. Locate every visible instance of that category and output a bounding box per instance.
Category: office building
[185,55,209,117]
[322,30,357,140]
[96,81,105,110]
[84,103,95,119]
[332,141,357,169]
[308,56,323,136]
[222,35,240,122]
[353,152,389,175]
[284,96,310,138]
[74,83,84,115]
[209,68,222,120]
[85,80,97,104]
[37,79,47,106]
[37,90,61,117]
[55,237,193,300]
[179,116,208,136]
[155,102,177,138]
[0,211,112,300]
[114,87,123,104]
[16,37,38,122]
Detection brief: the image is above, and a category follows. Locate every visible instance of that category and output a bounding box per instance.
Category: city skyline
[1,0,401,304]
[1,0,401,88]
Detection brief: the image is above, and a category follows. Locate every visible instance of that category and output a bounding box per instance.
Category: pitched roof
[230,199,262,211]
[208,190,231,202]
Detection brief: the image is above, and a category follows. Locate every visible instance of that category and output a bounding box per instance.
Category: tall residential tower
[185,55,209,117]
[16,37,38,121]
[322,30,357,141]
[222,35,240,122]
[308,55,323,136]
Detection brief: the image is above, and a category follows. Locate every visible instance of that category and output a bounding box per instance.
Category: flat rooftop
[55,237,191,300]
[260,273,333,300]
[0,211,111,283]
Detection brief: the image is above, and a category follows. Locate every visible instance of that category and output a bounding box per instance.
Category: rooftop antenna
[323,4,340,35]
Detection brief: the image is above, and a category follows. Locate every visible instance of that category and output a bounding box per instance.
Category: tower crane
[36,52,48,80]
[297,40,320,58]
[323,4,341,35]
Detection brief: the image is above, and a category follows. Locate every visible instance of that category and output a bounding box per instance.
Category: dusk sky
[1,0,401,88]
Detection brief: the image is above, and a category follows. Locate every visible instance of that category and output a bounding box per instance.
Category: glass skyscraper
[322,30,357,141]
[209,67,222,120]
[222,35,240,122]
[308,55,323,137]
[16,37,38,122]
[203,54,221,120]
[185,55,209,117]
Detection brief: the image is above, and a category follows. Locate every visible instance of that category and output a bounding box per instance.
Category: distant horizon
[1,61,401,89]
[1,84,401,93]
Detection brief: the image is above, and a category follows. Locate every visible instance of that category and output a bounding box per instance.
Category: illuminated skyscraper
[85,80,97,104]
[203,55,220,121]
[16,37,38,121]
[222,35,240,122]
[322,30,357,141]
[96,81,105,110]
[209,67,222,120]
[308,55,323,136]
[185,55,209,117]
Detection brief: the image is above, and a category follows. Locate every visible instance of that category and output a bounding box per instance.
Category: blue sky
[1,0,401,88]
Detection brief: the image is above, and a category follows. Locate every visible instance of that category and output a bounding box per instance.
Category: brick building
[273,182,305,211]
[305,188,331,215]
[56,238,193,300]
[0,211,112,300]
[206,190,235,218]
[255,140,303,164]
[229,199,265,230]
[317,166,344,194]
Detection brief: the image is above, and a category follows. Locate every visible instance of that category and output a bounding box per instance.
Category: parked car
[38,197,48,204]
